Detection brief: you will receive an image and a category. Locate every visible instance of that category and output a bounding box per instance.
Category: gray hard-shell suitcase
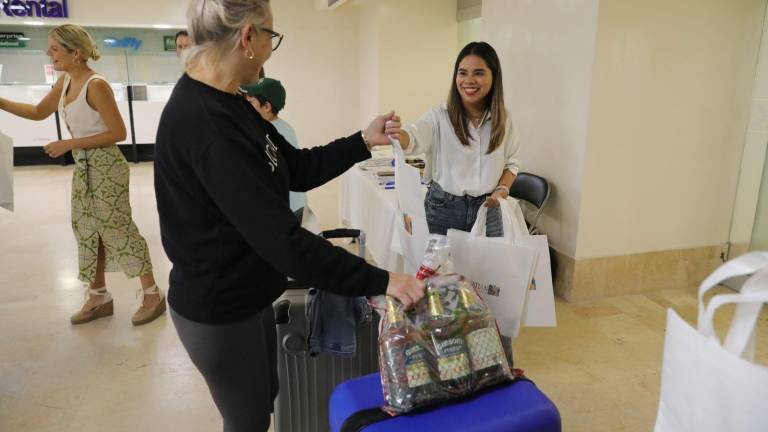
[272,229,381,432]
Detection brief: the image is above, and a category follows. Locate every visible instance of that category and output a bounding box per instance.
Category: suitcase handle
[274,299,291,325]
[321,229,360,239]
[321,229,367,258]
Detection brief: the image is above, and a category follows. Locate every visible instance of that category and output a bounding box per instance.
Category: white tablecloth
[339,162,404,271]
[0,132,13,212]
[340,147,431,272]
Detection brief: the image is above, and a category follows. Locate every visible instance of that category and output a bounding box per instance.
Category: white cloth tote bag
[473,198,556,327]
[447,199,537,337]
[654,251,768,432]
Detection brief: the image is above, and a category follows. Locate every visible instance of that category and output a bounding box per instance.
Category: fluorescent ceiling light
[153,24,172,29]
[24,21,45,26]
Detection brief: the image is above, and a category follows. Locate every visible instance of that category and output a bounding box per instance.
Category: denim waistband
[428,182,490,204]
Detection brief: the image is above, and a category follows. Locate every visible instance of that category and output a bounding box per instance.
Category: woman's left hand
[364,111,402,147]
[484,189,507,208]
[43,140,72,158]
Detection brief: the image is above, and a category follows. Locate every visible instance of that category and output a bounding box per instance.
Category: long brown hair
[447,42,506,154]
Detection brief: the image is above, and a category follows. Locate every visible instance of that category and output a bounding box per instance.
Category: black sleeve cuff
[349,131,373,160]
[365,267,389,297]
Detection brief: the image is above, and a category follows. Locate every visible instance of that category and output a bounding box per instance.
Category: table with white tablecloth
[339,158,403,272]
[339,150,428,272]
[0,131,13,212]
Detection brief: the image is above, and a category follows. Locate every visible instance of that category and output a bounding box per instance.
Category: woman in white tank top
[0,24,165,326]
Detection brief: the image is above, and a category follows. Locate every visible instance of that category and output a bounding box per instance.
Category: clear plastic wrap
[415,234,454,280]
[374,273,512,414]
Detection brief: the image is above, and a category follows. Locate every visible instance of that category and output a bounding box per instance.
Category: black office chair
[508,172,550,235]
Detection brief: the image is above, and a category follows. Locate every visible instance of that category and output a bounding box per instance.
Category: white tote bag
[447,201,537,337]
[395,212,429,275]
[654,251,768,432]
[473,199,557,327]
[0,131,13,212]
[391,138,426,220]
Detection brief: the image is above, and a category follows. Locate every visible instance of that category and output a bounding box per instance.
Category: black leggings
[171,307,278,432]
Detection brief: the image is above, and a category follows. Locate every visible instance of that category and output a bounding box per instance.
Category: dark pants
[424,182,503,237]
[171,307,278,432]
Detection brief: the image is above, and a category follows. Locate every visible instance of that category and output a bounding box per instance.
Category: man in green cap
[241,78,306,219]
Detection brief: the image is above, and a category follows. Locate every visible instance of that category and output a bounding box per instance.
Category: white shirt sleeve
[504,118,521,175]
[403,109,437,155]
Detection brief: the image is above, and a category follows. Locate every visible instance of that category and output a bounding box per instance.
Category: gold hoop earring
[246,49,254,60]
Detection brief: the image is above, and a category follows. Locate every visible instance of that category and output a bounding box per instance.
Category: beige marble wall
[554,245,725,302]
[729,243,752,260]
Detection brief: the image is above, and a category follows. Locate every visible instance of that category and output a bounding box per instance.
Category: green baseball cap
[241,78,286,111]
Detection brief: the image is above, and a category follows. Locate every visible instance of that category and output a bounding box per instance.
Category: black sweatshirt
[154,74,388,324]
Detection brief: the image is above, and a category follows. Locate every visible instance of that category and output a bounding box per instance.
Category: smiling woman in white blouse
[395,41,520,235]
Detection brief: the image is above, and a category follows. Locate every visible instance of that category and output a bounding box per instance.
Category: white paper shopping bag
[654,252,768,432]
[447,228,536,337]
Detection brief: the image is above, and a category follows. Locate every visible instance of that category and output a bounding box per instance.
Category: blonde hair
[49,24,101,62]
[185,0,271,69]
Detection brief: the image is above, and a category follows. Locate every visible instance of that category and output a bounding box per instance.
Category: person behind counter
[393,41,521,236]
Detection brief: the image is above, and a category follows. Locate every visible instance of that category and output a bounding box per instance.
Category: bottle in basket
[423,284,472,395]
[380,296,434,411]
[416,236,451,280]
[455,284,509,388]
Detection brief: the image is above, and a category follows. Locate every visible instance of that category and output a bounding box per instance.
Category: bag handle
[697,251,768,328]
[470,205,491,237]
[699,269,768,359]
[469,197,517,242]
[722,271,767,359]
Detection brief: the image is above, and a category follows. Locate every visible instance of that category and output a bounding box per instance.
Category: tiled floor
[1,163,765,431]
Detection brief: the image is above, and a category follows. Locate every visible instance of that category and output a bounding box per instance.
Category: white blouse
[403,104,520,197]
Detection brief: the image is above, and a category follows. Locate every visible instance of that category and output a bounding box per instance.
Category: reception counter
[0,82,175,165]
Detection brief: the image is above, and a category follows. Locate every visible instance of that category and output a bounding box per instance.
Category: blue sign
[1,0,69,18]
[103,37,142,51]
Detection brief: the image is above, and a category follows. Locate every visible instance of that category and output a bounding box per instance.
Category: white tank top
[58,74,110,139]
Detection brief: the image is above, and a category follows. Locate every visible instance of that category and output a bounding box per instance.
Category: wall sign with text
[163,35,176,52]
[1,0,69,18]
[0,32,26,48]
[103,37,142,51]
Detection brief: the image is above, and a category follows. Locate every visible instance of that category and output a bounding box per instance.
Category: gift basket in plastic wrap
[372,235,513,414]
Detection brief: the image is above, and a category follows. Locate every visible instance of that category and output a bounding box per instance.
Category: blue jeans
[424,182,503,237]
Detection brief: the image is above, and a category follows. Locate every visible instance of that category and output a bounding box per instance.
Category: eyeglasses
[255,26,284,52]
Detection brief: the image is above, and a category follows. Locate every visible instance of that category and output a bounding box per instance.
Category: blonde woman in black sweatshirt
[154,1,425,430]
